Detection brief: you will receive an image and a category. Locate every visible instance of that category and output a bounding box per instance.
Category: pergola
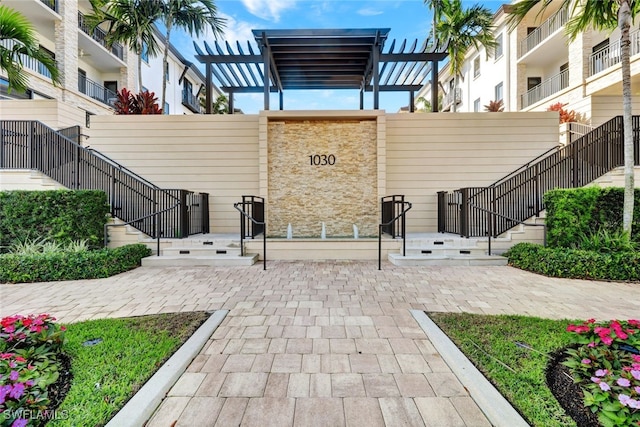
[194,28,448,113]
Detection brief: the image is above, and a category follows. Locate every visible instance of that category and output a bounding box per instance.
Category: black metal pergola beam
[195,28,449,113]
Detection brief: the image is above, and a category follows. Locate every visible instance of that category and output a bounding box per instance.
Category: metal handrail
[467,203,546,256]
[489,145,560,188]
[519,6,568,57]
[104,202,180,256]
[86,148,161,190]
[520,68,569,109]
[378,201,412,270]
[233,201,266,270]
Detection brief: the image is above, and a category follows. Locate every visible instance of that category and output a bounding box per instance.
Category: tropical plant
[200,93,228,114]
[547,102,579,123]
[86,0,162,92]
[0,5,60,93]
[425,0,496,112]
[157,0,225,113]
[484,99,504,112]
[416,94,443,112]
[113,88,162,114]
[508,0,638,240]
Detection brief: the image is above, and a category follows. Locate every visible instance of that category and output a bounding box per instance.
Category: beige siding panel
[386,112,559,232]
[0,99,86,130]
[88,115,260,234]
[590,96,640,127]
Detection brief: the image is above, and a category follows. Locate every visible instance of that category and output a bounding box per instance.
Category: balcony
[77,11,124,61]
[519,6,568,58]
[182,89,202,113]
[78,73,117,106]
[443,88,462,111]
[0,39,53,79]
[39,0,57,12]
[589,30,640,76]
[520,68,569,109]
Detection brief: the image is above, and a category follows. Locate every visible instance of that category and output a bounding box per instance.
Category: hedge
[505,242,640,282]
[0,244,151,283]
[544,187,640,248]
[0,190,110,250]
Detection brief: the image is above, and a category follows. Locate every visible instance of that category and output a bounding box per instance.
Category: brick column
[54,0,78,99]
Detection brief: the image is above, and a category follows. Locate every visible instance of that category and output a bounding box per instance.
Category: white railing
[443,88,462,110]
[520,6,569,58]
[589,30,640,76]
[0,39,53,79]
[520,68,569,109]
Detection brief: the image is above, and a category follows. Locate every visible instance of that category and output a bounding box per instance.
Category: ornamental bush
[0,244,151,283]
[0,190,109,251]
[504,243,640,281]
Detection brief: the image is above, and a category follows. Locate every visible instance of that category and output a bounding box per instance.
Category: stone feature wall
[268,119,378,238]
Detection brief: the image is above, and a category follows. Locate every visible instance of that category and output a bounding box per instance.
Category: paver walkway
[1,262,638,426]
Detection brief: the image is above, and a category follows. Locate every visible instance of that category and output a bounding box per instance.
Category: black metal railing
[0,120,209,242]
[234,196,266,270]
[57,125,82,144]
[77,11,124,60]
[40,0,58,12]
[78,73,117,106]
[378,195,412,270]
[182,89,202,113]
[437,116,639,238]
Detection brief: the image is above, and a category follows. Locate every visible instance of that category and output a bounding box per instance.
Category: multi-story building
[418,1,640,127]
[1,0,220,121]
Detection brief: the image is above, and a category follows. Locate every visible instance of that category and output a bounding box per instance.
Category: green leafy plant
[563,319,640,427]
[9,238,90,255]
[576,228,638,253]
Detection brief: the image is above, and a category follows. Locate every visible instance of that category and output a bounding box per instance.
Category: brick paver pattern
[1,261,638,426]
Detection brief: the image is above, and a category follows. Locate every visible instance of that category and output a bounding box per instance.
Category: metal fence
[438,116,638,237]
[0,120,209,239]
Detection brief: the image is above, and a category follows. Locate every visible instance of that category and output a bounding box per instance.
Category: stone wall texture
[267,119,378,238]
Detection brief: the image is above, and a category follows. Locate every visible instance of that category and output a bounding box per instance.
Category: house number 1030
[309,154,336,166]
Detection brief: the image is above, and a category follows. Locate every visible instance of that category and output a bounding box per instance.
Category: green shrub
[0,244,151,283]
[505,242,640,281]
[576,228,637,253]
[0,190,109,251]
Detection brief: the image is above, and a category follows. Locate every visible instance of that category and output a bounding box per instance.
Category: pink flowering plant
[0,314,66,427]
[563,319,640,427]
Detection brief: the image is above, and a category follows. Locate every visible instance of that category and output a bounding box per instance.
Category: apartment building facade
[1,0,220,122]
[418,1,640,127]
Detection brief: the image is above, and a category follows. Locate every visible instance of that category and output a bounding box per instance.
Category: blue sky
[170,0,504,113]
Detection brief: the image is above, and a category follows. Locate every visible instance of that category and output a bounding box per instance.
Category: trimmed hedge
[0,190,110,251]
[0,244,151,283]
[505,242,640,282]
[545,187,640,248]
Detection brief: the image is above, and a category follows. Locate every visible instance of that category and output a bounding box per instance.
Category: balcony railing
[443,88,462,110]
[520,68,569,109]
[589,30,640,76]
[182,89,202,113]
[520,6,568,58]
[39,0,57,12]
[78,73,117,106]
[77,11,124,61]
[0,39,54,79]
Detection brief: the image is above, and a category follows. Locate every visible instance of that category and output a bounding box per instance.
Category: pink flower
[587,318,596,324]
[635,386,640,394]
[8,371,18,381]
[629,369,640,380]
[620,394,631,406]
[591,377,601,384]
[599,382,611,391]
[629,399,640,410]
[595,369,609,377]
[611,320,628,340]
[617,378,631,387]
[587,342,596,348]
[601,335,613,345]
[582,358,591,364]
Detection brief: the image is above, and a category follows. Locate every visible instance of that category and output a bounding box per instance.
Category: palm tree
[86,0,162,92]
[157,0,225,113]
[508,0,638,238]
[427,0,496,112]
[0,5,59,93]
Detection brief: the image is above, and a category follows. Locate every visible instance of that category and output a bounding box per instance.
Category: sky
[169,0,505,113]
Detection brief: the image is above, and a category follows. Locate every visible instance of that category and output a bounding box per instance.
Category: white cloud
[241,0,297,22]
[357,7,383,16]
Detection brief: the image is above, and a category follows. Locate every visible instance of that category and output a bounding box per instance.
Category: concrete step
[141,253,258,267]
[404,247,487,256]
[388,253,508,266]
[162,246,242,256]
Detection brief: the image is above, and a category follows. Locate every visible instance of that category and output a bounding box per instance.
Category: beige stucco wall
[88,114,260,234]
[385,112,560,233]
[0,99,87,130]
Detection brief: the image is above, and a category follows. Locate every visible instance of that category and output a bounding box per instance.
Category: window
[164,102,169,114]
[165,63,169,82]
[560,62,569,72]
[527,77,541,91]
[474,98,481,112]
[495,33,503,59]
[78,68,87,94]
[473,57,480,78]
[141,42,149,63]
[38,46,55,78]
[494,82,503,102]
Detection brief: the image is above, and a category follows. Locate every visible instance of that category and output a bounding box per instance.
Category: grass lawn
[48,311,209,427]
[429,312,578,427]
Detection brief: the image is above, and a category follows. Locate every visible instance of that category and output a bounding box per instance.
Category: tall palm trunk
[137,37,143,92]
[161,22,172,113]
[619,0,634,236]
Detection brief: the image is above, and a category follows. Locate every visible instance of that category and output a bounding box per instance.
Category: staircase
[141,235,258,267]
